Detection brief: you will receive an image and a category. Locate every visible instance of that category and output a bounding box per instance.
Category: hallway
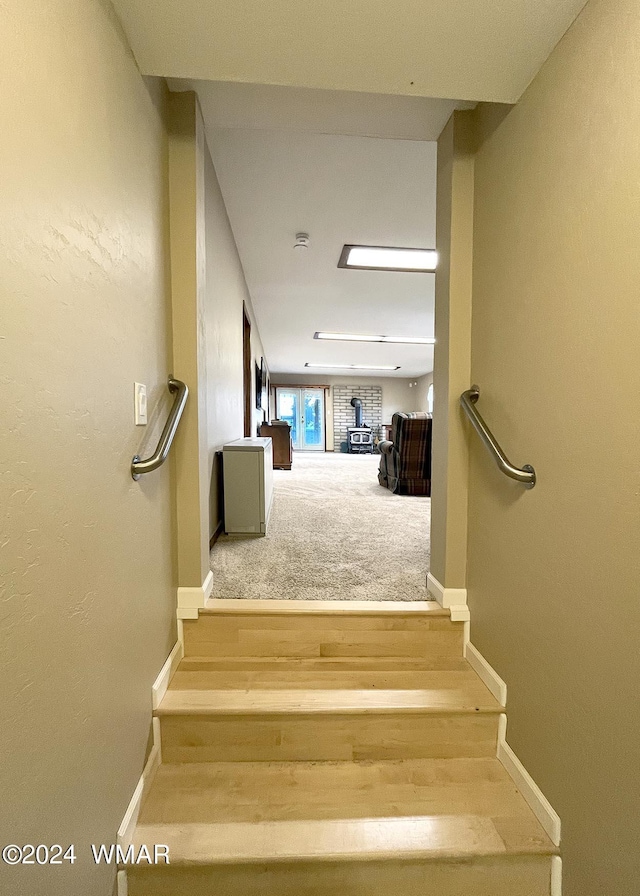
[209,452,430,602]
[5,1,640,894]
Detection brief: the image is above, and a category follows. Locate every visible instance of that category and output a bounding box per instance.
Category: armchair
[378,412,432,496]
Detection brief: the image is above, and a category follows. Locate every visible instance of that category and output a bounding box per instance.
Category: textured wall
[468,0,640,892]
[0,2,175,894]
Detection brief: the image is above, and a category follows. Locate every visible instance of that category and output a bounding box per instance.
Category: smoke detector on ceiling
[294,232,310,250]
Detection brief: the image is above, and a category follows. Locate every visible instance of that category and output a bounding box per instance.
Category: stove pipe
[350,397,363,428]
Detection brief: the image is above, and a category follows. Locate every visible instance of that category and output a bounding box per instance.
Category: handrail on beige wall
[131,377,189,480]
[460,386,536,489]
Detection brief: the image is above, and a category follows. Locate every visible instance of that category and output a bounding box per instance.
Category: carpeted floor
[209,452,431,602]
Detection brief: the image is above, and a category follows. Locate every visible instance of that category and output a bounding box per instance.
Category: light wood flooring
[128,599,558,895]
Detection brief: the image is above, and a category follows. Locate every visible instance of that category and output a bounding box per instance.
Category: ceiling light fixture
[294,232,310,249]
[338,245,438,272]
[305,363,401,371]
[314,332,435,345]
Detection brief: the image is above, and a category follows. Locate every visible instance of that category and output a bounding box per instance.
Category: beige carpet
[209,452,431,602]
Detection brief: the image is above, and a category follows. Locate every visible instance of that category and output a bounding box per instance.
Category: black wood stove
[347,398,373,454]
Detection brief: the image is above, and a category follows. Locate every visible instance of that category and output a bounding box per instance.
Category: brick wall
[333,384,383,452]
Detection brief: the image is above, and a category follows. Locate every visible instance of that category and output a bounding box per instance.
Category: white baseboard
[117,716,162,850]
[117,870,128,896]
[449,605,470,623]
[426,572,467,609]
[497,714,562,847]
[464,641,507,705]
[177,606,198,619]
[152,640,184,710]
[117,649,170,895]
[177,569,214,610]
[465,640,561,852]
[551,856,563,895]
[117,637,181,895]
[118,637,182,857]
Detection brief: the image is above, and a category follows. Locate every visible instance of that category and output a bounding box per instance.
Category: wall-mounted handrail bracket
[460,385,536,489]
[131,377,188,480]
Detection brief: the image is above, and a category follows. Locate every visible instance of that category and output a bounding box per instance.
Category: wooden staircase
[127,599,558,895]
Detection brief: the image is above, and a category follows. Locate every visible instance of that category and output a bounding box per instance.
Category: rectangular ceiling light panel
[338,245,438,272]
[305,363,401,371]
[314,332,435,345]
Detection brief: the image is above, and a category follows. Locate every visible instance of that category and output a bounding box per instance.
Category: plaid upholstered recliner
[378,412,432,496]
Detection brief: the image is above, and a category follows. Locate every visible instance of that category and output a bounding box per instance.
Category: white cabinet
[223,438,274,536]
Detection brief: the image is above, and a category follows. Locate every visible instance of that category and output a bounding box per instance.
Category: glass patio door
[276,388,325,451]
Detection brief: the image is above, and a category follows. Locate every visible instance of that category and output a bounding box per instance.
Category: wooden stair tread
[138,758,547,828]
[203,598,448,616]
[135,605,559,893]
[133,814,555,866]
[170,668,493,690]
[179,655,471,672]
[157,685,502,716]
[134,759,556,864]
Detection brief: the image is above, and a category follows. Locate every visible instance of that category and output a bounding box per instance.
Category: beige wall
[204,139,267,536]
[0,2,175,894]
[414,372,434,413]
[273,374,425,449]
[468,0,640,893]
[166,91,268,545]
[430,112,474,588]
[167,92,210,586]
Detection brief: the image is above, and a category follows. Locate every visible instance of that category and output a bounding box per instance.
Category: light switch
[134,382,147,425]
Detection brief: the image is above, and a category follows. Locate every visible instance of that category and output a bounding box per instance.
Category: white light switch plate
[134,382,147,425]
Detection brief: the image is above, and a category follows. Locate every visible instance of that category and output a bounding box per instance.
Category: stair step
[183,613,463,659]
[179,655,471,672]
[128,759,557,895]
[202,598,448,615]
[170,667,489,690]
[127,602,558,895]
[156,687,502,763]
[127,854,555,896]
[136,758,547,824]
[132,813,555,864]
[158,686,501,715]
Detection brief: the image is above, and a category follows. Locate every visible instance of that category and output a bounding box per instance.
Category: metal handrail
[460,386,536,489]
[131,377,188,480]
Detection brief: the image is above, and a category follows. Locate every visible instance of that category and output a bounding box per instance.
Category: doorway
[276,387,325,451]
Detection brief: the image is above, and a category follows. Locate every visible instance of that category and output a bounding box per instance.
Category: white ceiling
[113,0,588,104]
[174,81,475,142]
[112,2,589,378]
[167,80,449,377]
[203,119,437,377]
